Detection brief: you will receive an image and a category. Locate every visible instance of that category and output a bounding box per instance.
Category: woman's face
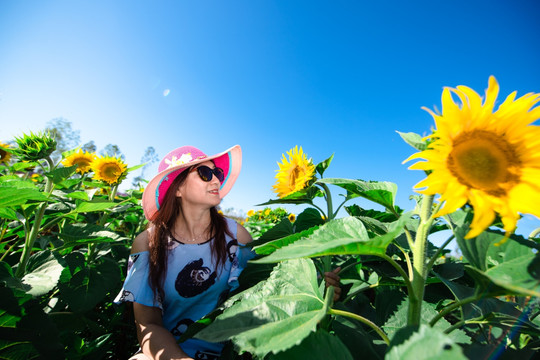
[175,161,222,208]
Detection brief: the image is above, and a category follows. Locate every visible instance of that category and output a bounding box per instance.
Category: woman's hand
[324,267,342,302]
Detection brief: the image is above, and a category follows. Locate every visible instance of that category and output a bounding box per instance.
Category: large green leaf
[57,223,126,250]
[21,251,65,296]
[0,187,48,207]
[465,254,540,298]
[196,258,330,358]
[385,325,467,360]
[252,225,319,256]
[253,214,411,264]
[293,207,325,233]
[73,200,117,213]
[266,330,353,360]
[58,257,121,313]
[317,178,397,211]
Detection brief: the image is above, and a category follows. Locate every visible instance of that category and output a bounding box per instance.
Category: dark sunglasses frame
[194,165,225,183]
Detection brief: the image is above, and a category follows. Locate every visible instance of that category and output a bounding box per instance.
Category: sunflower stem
[15,156,55,278]
[429,294,483,327]
[408,194,434,326]
[318,183,334,220]
[378,254,413,296]
[88,184,118,262]
[329,308,390,345]
[529,227,540,239]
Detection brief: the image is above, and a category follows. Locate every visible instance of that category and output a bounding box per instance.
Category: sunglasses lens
[214,167,225,182]
[197,166,225,183]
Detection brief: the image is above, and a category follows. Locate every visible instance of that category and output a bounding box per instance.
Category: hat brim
[142,145,242,221]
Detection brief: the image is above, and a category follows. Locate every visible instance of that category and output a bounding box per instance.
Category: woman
[115,145,341,360]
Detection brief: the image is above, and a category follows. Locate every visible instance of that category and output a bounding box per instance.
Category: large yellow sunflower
[92,155,127,185]
[0,142,12,164]
[406,76,540,238]
[62,149,96,174]
[273,146,316,198]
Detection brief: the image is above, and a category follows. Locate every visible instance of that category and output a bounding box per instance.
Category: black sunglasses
[194,165,225,183]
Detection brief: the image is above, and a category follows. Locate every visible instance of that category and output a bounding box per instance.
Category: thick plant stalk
[15,156,54,278]
[88,184,118,262]
[408,194,434,325]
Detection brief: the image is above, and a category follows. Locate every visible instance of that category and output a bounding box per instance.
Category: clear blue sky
[1,0,539,236]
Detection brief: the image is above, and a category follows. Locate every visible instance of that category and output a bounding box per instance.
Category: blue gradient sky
[1,0,539,236]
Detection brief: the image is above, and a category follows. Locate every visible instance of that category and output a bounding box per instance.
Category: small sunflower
[247,209,255,217]
[273,146,316,198]
[0,142,12,164]
[288,213,296,222]
[92,155,127,185]
[62,149,96,174]
[406,76,540,239]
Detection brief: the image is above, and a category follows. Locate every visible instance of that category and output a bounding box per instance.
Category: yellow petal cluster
[62,149,96,174]
[406,76,540,238]
[273,146,315,198]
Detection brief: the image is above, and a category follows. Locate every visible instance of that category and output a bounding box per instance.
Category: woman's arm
[133,302,193,360]
[130,230,193,360]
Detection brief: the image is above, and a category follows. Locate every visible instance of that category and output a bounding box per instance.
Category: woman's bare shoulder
[131,228,151,254]
[236,222,253,245]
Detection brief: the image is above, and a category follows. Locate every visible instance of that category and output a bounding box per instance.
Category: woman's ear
[175,185,183,198]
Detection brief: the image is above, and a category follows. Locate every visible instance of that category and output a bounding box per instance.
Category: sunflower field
[1,76,540,359]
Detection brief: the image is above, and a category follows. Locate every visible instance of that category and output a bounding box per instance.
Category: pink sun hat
[142,145,242,221]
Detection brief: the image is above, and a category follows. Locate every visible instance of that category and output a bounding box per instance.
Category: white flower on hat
[165,153,193,169]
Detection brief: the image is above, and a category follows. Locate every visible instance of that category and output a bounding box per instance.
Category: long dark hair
[147,165,233,300]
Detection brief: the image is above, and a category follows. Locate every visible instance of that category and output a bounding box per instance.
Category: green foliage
[0,139,144,358]
[196,147,540,359]
[2,130,540,359]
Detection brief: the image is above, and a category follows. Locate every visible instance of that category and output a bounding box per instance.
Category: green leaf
[196,258,329,358]
[396,131,428,151]
[0,187,48,207]
[386,325,467,360]
[126,163,145,173]
[21,251,64,296]
[317,178,397,211]
[293,207,325,233]
[252,225,319,256]
[73,200,117,213]
[315,153,334,177]
[383,299,470,344]
[252,218,294,244]
[57,223,126,250]
[465,254,540,298]
[266,330,353,360]
[12,161,39,172]
[64,191,89,201]
[44,165,78,184]
[0,207,18,220]
[58,257,121,312]
[253,214,411,264]
[257,187,324,206]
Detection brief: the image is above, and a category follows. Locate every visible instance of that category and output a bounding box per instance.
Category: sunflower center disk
[104,164,120,178]
[288,166,301,188]
[448,130,520,194]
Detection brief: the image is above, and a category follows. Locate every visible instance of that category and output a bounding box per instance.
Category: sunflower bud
[14,131,57,161]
